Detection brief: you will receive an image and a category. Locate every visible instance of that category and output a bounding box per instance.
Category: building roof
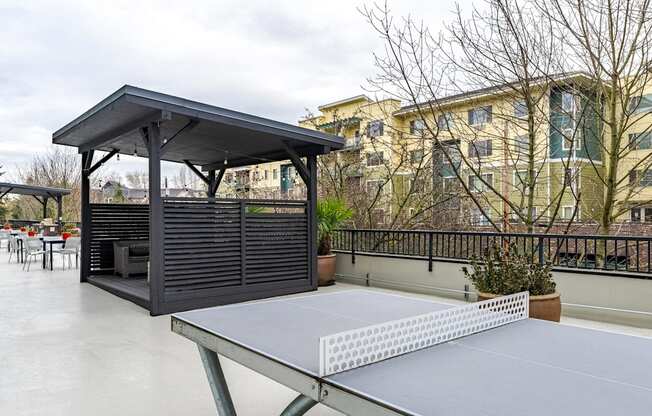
[318,95,371,111]
[52,85,344,169]
[0,182,71,198]
[394,72,593,116]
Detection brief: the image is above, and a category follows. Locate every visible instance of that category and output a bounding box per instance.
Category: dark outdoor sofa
[113,240,149,278]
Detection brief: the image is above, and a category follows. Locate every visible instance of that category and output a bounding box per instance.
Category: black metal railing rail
[332,229,652,277]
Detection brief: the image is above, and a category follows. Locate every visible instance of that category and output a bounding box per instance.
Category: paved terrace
[1,250,651,416]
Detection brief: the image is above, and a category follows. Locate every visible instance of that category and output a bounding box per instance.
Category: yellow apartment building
[243,73,652,228]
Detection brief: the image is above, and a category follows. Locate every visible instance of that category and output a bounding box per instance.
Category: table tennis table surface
[174,290,652,416]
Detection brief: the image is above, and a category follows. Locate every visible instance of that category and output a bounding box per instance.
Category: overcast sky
[0,0,456,181]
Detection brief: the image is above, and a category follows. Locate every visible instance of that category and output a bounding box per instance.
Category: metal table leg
[198,344,237,416]
[280,395,318,416]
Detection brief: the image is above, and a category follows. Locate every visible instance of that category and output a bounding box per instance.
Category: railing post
[428,232,433,272]
[538,236,544,265]
[351,230,356,264]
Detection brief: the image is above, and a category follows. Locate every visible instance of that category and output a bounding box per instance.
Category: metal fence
[332,229,652,276]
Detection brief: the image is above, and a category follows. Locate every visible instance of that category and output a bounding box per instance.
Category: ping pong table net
[319,291,529,377]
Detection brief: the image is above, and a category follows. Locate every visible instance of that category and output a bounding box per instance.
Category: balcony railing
[332,229,652,277]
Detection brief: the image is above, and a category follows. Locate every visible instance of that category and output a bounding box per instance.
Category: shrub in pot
[462,242,561,322]
[316,198,352,286]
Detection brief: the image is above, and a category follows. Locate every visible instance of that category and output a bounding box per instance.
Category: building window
[634,170,652,187]
[514,170,530,195]
[264,170,268,180]
[513,100,528,118]
[437,113,455,130]
[468,106,492,126]
[471,208,490,226]
[410,149,424,163]
[468,139,492,158]
[410,119,426,134]
[442,177,457,193]
[409,176,426,193]
[561,92,578,114]
[628,94,652,113]
[629,132,652,150]
[368,120,384,137]
[561,132,582,151]
[511,207,538,222]
[469,173,493,192]
[442,147,461,167]
[515,134,529,155]
[272,169,278,180]
[372,209,385,225]
[366,151,384,166]
[366,180,383,194]
[561,206,578,220]
[631,207,642,222]
[564,168,580,192]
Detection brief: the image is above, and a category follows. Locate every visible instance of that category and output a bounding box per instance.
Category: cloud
[0,0,450,178]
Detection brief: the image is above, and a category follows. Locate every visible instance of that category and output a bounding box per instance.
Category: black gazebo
[0,182,71,226]
[53,85,343,315]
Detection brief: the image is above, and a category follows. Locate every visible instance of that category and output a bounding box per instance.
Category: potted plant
[462,242,561,322]
[316,198,352,286]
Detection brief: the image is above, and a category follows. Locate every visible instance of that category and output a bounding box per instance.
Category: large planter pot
[477,292,561,322]
[317,254,337,286]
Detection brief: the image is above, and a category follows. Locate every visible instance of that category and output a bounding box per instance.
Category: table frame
[171,317,403,416]
[41,239,65,270]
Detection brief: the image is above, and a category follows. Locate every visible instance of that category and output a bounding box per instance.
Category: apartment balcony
[341,135,362,150]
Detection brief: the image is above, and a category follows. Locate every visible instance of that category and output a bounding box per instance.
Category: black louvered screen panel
[163,198,242,295]
[89,204,149,273]
[162,198,309,298]
[245,201,308,284]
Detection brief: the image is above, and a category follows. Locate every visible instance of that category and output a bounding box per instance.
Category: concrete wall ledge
[335,252,652,329]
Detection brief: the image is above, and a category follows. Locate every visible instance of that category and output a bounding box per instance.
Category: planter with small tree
[462,242,561,322]
[316,198,352,286]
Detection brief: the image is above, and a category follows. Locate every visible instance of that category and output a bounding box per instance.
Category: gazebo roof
[52,85,345,169]
[0,182,71,199]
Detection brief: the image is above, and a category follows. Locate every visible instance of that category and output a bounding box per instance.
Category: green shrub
[462,242,556,296]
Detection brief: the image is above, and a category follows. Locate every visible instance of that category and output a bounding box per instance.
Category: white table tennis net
[319,291,529,376]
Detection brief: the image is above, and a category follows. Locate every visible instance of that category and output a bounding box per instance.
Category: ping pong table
[171,290,652,415]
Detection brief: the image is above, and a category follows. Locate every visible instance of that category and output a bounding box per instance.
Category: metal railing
[332,229,652,277]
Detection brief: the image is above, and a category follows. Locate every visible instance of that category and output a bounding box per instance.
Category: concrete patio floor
[1,248,650,416]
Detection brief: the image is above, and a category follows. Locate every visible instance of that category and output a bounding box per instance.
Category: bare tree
[541,0,652,234]
[125,170,148,189]
[16,147,81,220]
[304,107,451,229]
[362,0,579,232]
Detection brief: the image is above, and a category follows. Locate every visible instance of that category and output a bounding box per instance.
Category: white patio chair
[0,230,9,250]
[23,238,46,271]
[8,235,21,263]
[58,237,81,269]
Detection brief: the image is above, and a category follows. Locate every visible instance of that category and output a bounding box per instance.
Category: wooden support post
[42,197,49,219]
[208,170,216,199]
[56,195,63,229]
[80,150,93,283]
[148,123,165,315]
[306,155,318,288]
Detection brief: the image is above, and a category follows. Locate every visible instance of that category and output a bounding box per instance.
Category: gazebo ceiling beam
[281,141,309,185]
[211,169,225,195]
[160,119,199,157]
[0,188,13,199]
[32,195,46,206]
[88,148,119,175]
[78,111,163,153]
[183,160,210,185]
